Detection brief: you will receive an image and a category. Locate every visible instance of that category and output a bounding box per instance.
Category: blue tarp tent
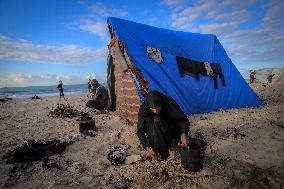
[107,17,262,116]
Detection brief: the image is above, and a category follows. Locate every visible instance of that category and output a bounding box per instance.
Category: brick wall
[109,37,143,125]
[114,62,141,124]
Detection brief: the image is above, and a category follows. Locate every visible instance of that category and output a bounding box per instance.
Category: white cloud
[1,72,106,87]
[0,35,108,64]
[220,0,257,10]
[238,68,250,79]
[222,28,284,64]
[263,0,284,28]
[80,21,108,38]
[214,9,252,23]
[88,2,109,17]
[199,22,239,36]
[78,2,128,39]
[76,0,86,5]
[162,0,189,6]
[170,0,254,32]
[9,73,57,86]
[165,0,284,68]
[87,72,96,80]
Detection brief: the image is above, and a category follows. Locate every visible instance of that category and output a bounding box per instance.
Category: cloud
[76,0,86,5]
[1,72,106,87]
[80,21,108,38]
[78,2,128,38]
[162,0,189,6]
[238,68,250,79]
[199,22,239,36]
[88,2,109,17]
[165,0,284,67]
[263,0,284,28]
[9,73,59,86]
[87,72,97,79]
[170,0,255,32]
[0,35,108,64]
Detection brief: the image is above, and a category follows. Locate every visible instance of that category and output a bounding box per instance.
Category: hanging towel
[114,41,129,72]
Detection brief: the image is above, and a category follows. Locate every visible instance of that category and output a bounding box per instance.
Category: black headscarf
[91,79,99,88]
[145,91,163,108]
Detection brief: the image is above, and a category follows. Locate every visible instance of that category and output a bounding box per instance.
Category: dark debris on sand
[49,104,84,118]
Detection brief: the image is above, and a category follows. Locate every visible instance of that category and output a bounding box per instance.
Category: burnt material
[0,97,12,102]
[3,139,67,164]
[49,104,83,118]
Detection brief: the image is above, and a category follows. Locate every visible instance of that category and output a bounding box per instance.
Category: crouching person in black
[86,79,108,111]
[137,90,190,160]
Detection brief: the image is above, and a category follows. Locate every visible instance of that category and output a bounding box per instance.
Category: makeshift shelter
[107,17,262,124]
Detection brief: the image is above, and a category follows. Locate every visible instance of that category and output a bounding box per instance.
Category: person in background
[87,79,92,95]
[250,70,255,84]
[137,90,190,161]
[267,73,275,83]
[57,80,64,98]
[86,79,108,111]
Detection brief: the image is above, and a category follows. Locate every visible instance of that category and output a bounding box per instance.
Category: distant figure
[250,70,255,84]
[87,79,92,94]
[86,79,108,111]
[31,95,41,100]
[57,80,64,98]
[267,74,275,83]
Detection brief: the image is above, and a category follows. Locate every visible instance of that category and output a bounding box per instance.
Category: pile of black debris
[49,104,83,118]
[2,139,69,173]
[31,95,41,100]
[78,112,93,121]
[0,97,12,102]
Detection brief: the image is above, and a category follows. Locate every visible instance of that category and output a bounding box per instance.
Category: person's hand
[178,133,189,148]
[146,147,161,161]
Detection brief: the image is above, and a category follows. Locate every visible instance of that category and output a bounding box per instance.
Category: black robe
[137,91,189,159]
[86,85,108,110]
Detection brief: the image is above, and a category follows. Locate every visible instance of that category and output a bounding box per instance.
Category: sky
[0,0,283,87]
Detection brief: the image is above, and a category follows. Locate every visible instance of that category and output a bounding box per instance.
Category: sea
[0,84,89,99]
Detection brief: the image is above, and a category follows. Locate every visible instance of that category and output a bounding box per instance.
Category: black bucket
[180,138,206,172]
[78,119,95,133]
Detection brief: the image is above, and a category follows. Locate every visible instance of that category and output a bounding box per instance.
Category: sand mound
[255,68,284,84]
[273,69,284,84]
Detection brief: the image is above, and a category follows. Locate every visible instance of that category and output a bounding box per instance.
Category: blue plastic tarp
[108,17,263,115]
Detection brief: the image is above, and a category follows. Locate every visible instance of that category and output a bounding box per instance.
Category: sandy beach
[0,83,283,188]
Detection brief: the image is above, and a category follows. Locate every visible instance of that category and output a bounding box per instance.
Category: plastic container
[180,138,206,172]
[78,119,95,133]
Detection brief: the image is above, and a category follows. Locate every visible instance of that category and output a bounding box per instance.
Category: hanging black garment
[210,63,226,89]
[137,91,189,159]
[114,41,128,72]
[176,56,226,89]
[106,54,116,111]
[176,56,206,81]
